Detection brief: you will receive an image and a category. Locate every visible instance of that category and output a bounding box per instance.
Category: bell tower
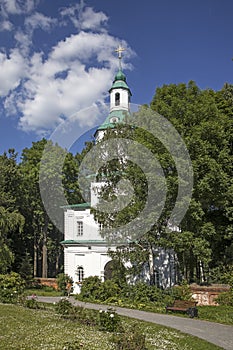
[95,46,132,141]
[109,46,132,116]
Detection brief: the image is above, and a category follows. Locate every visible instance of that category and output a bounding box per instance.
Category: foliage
[54,298,75,316]
[24,297,40,309]
[92,81,233,286]
[208,264,233,286]
[215,289,233,306]
[19,139,82,279]
[0,150,25,273]
[19,252,33,285]
[198,305,233,325]
[111,324,147,350]
[54,298,97,325]
[57,273,73,296]
[98,308,122,332]
[96,279,121,301]
[0,80,232,286]
[25,286,61,297]
[0,272,25,303]
[170,280,193,301]
[78,276,102,301]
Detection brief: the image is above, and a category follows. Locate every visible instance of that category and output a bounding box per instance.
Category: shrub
[54,298,74,316]
[170,280,193,301]
[0,272,25,304]
[78,276,102,301]
[97,280,120,301]
[54,299,98,325]
[57,273,73,296]
[215,289,233,306]
[98,308,122,332]
[24,297,40,309]
[121,282,165,305]
[111,324,147,349]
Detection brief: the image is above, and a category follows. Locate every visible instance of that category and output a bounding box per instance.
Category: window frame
[77,221,83,236]
[76,266,84,282]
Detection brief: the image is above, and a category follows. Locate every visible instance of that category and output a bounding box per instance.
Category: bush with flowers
[98,307,122,332]
[0,272,25,304]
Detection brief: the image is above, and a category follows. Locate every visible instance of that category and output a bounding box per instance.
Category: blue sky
[0,0,233,156]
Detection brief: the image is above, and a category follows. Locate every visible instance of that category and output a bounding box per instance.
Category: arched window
[76,266,84,282]
[115,92,120,106]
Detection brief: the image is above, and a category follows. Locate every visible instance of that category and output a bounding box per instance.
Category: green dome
[109,68,131,93]
[114,69,126,82]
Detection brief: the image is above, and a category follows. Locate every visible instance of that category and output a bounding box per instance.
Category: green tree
[0,150,25,273]
[151,81,233,282]
[20,139,83,278]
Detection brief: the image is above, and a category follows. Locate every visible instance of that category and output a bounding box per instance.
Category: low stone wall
[191,284,230,306]
[34,278,58,290]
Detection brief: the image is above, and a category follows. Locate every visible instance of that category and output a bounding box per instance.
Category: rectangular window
[77,221,83,236]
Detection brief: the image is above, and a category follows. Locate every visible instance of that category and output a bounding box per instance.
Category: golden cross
[115,45,125,59]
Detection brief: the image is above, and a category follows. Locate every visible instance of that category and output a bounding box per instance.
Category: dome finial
[115,45,125,70]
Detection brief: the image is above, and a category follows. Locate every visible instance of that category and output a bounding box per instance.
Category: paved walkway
[37,296,233,350]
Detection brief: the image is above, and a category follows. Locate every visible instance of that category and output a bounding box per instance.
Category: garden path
[37,296,233,350]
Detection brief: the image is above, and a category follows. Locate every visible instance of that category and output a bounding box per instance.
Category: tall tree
[0,150,24,273]
[20,139,83,278]
[151,81,233,282]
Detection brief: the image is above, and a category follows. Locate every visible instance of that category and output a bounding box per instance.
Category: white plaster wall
[64,209,102,241]
[110,88,129,112]
[64,244,113,293]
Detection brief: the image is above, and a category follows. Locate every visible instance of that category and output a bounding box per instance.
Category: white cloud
[0,20,13,31]
[80,7,108,30]
[15,31,126,132]
[0,49,26,96]
[0,0,38,15]
[25,12,57,31]
[60,2,108,32]
[0,1,134,135]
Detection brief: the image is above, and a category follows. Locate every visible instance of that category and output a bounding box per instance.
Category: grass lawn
[25,288,61,297]
[0,303,224,350]
[198,305,233,325]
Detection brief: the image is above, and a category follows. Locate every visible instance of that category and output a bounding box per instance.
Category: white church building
[61,48,176,294]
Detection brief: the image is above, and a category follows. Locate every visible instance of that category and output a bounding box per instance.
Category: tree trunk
[148,244,155,285]
[199,260,205,283]
[42,217,49,278]
[33,231,38,277]
[55,251,60,276]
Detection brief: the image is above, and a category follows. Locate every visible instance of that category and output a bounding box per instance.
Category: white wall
[110,88,129,112]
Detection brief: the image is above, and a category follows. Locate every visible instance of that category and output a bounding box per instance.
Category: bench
[166,300,198,318]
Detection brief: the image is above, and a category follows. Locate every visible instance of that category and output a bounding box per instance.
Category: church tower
[95,46,132,141]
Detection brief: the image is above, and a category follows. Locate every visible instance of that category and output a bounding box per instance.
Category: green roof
[60,203,90,209]
[115,69,126,81]
[97,110,129,130]
[60,240,107,245]
[109,69,131,93]
[109,80,131,91]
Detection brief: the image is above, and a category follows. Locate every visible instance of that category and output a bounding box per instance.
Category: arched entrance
[104,260,115,281]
